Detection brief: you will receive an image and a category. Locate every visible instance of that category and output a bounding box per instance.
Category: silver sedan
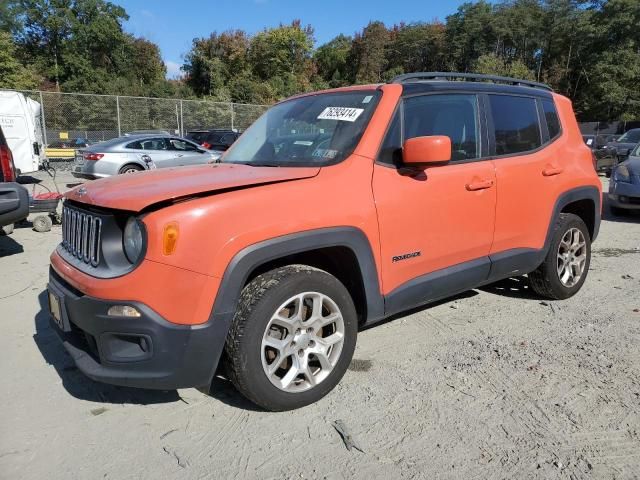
[71,135,223,179]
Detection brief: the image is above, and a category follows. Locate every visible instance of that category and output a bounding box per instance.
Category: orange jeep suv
[48,73,601,410]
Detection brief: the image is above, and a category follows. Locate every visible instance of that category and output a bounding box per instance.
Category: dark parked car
[604,128,640,162]
[608,142,640,215]
[0,127,29,235]
[582,134,617,173]
[186,129,240,151]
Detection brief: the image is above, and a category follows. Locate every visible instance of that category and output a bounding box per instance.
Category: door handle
[542,166,563,176]
[465,179,494,191]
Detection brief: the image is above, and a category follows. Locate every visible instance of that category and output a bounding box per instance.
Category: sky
[118,0,474,79]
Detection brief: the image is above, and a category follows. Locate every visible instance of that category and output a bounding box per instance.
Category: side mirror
[403,136,451,166]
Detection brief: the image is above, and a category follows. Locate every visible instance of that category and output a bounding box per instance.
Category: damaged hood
[65,163,320,212]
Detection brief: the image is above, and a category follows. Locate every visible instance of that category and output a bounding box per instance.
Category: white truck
[0,91,46,174]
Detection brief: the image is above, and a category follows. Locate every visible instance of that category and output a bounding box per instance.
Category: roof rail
[389,72,553,91]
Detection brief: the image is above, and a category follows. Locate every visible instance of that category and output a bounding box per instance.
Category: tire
[529,213,591,300]
[32,215,52,233]
[224,265,358,411]
[118,164,143,175]
[0,224,14,235]
[610,205,627,216]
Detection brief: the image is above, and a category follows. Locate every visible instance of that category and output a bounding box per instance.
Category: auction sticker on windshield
[318,107,364,122]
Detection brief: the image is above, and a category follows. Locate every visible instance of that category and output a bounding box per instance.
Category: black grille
[61,204,102,267]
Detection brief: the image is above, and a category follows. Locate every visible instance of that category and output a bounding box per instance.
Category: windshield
[617,129,640,143]
[632,143,640,157]
[223,90,380,167]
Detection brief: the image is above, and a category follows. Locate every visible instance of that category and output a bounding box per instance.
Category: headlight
[123,217,145,263]
[613,165,631,183]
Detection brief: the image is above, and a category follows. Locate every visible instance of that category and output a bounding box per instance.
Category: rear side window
[489,95,541,155]
[126,141,141,149]
[542,99,561,139]
[403,94,480,161]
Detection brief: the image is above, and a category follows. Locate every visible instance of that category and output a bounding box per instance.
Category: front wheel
[224,265,358,411]
[529,213,591,300]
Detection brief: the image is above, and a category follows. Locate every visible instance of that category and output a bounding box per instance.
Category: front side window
[169,138,198,151]
[489,95,542,155]
[403,94,480,161]
[223,91,380,167]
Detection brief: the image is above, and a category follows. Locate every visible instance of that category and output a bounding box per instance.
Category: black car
[0,127,29,235]
[186,129,240,151]
[582,134,617,173]
[604,128,640,162]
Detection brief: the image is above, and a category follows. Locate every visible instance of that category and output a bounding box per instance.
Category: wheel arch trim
[202,227,384,382]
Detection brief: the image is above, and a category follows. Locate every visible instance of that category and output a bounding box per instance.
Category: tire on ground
[529,213,591,300]
[224,265,358,411]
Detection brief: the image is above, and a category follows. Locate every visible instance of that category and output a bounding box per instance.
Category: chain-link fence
[7,89,268,146]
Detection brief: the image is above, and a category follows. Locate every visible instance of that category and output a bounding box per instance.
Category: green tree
[386,22,446,74]
[183,30,250,98]
[314,34,352,87]
[0,31,38,88]
[351,21,390,83]
[248,20,315,96]
[474,53,535,79]
[445,1,497,71]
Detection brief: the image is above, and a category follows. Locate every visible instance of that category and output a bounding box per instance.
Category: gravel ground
[1,172,639,479]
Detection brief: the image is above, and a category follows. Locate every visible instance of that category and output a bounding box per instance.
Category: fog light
[107,305,141,317]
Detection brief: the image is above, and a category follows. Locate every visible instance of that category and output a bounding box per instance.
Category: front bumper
[609,179,640,210]
[47,268,222,389]
[609,193,640,210]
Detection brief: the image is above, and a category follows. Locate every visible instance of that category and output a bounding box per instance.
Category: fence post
[39,91,48,145]
[116,95,121,136]
[230,103,235,131]
[179,100,184,136]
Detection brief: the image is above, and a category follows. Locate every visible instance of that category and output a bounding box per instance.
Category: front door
[372,93,497,314]
[167,138,206,166]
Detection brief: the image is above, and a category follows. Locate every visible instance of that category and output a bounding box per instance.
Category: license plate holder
[48,289,70,332]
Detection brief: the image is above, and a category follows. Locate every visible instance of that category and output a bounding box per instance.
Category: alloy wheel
[261,292,345,393]
[556,227,587,287]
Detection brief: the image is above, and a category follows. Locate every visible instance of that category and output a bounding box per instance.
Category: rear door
[139,137,174,168]
[486,94,561,257]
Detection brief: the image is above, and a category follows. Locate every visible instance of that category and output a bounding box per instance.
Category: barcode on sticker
[318,107,364,122]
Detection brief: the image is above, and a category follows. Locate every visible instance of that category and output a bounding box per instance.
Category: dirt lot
[1,172,639,479]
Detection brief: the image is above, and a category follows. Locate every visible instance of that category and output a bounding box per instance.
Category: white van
[0,91,46,174]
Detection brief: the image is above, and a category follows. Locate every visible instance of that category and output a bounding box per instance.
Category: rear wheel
[529,213,591,300]
[118,164,143,175]
[224,265,358,411]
